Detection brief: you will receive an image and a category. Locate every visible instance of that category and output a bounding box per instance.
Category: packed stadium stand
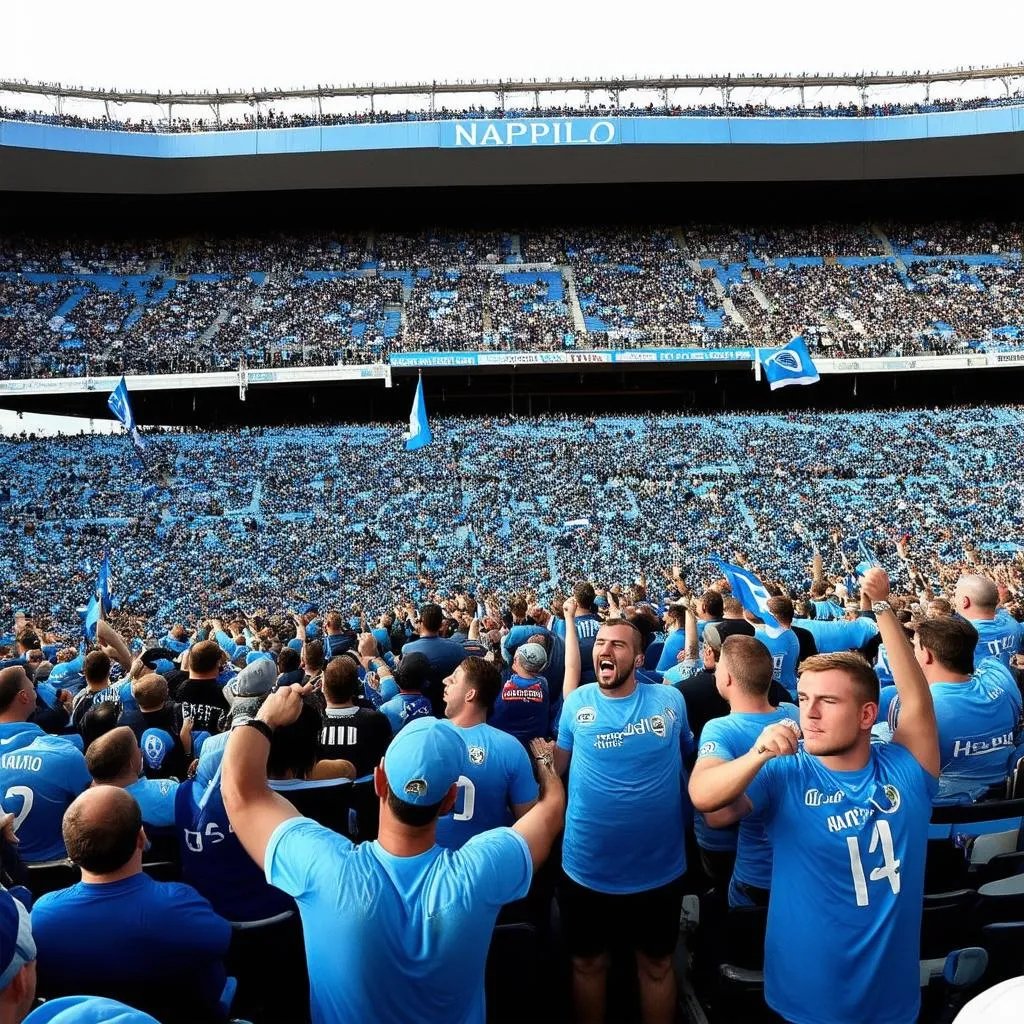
[3,61,1024,1024]
[1,221,1022,378]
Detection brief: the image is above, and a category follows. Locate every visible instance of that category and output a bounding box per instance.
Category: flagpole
[753,348,762,382]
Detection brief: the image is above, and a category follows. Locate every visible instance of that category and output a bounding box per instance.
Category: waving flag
[97,550,113,614]
[83,594,99,641]
[710,557,780,630]
[761,336,820,391]
[406,375,433,451]
[108,376,147,459]
[856,535,879,577]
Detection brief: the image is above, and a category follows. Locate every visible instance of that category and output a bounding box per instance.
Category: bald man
[954,574,1024,669]
[31,788,231,1019]
[0,666,90,863]
[85,727,179,831]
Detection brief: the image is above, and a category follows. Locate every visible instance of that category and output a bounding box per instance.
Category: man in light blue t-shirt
[692,635,800,908]
[222,683,565,1024]
[691,568,939,1024]
[953,574,1024,669]
[883,615,1022,803]
[556,614,692,1024]
[437,657,538,850]
[756,596,802,700]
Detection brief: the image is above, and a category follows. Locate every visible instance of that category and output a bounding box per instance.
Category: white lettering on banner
[453,120,616,148]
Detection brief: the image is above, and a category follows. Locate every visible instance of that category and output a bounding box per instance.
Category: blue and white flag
[710,557,780,630]
[83,593,100,641]
[108,376,147,457]
[406,375,433,451]
[761,336,820,391]
[855,535,878,577]
[96,550,113,614]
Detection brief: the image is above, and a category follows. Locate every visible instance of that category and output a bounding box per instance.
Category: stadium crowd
[0,406,1020,1020]
[2,221,1022,378]
[1,93,1022,135]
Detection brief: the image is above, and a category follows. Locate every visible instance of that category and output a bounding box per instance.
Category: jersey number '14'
[846,819,901,907]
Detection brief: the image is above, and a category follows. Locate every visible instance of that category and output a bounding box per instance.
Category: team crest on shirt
[468,745,485,766]
[404,779,427,798]
[576,706,596,725]
[869,784,902,814]
[650,715,666,739]
[698,741,717,758]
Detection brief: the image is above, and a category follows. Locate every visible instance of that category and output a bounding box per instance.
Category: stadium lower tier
[2,405,1023,636]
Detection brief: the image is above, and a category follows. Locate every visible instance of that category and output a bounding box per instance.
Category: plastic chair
[920,890,978,961]
[977,851,1024,888]
[979,921,1024,984]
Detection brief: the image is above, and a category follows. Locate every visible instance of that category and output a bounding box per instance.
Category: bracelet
[533,754,554,768]
[242,719,273,742]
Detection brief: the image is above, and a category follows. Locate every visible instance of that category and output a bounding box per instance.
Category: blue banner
[388,348,755,368]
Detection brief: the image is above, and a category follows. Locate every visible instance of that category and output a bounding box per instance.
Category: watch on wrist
[243,719,273,742]
[872,600,892,615]
[533,753,554,769]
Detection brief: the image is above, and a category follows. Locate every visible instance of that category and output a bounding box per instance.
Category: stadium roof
[2,63,1023,106]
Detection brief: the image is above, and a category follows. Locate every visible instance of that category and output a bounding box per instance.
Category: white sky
[2,0,1022,94]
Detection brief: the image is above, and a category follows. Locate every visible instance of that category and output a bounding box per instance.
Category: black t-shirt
[120,704,189,780]
[318,706,391,779]
[270,778,353,837]
[173,678,230,734]
[793,625,818,665]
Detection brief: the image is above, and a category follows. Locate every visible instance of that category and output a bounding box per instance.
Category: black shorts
[557,871,685,960]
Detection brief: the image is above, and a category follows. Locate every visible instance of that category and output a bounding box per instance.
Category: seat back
[920,891,978,961]
[980,921,1024,985]
[978,850,1024,887]
[26,860,80,899]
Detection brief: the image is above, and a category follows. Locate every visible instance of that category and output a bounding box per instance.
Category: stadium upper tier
[2,95,1022,134]
[1,405,1022,637]
[1,223,1022,379]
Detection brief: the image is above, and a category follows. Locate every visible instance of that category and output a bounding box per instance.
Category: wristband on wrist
[242,719,273,742]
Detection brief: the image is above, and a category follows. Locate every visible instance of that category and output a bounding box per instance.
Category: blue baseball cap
[383,718,467,806]
[23,996,160,1023]
[152,659,175,676]
[287,638,304,652]
[245,650,275,665]
[0,887,35,990]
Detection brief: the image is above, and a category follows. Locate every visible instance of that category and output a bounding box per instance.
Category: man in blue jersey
[690,567,939,1024]
[32,786,232,1019]
[882,616,1021,802]
[954,573,1024,669]
[378,653,434,735]
[401,604,474,715]
[690,635,800,907]
[556,616,692,1024]
[437,657,538,850]
[0,886,37,1024]
[756,596,802,700]
[568,583,603,687]
[222,684,565,1024]
[793,611,879,655]
[0,667,91,863]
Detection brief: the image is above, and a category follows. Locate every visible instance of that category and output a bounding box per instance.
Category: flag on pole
[761,336,820,390]
[107,376,147,459]
[406,375,433,451]
[856,535,879,577]
[710,557,781,629]
[83,594,99,641]
[96,550,113,614]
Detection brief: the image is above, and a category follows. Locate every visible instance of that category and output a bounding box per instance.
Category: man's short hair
[573,582,596,611]
[701,590,724,620]
[928,598,953,616]
[386,786,446,828]
[81,703,121,751]
[419,604,443,632]
[957,574,999,612]
[325,611,343,632]
[131,673,168,712]
[64,790,142,874]
[766,596,795,626]
[15,629,40,652]
[722,597,745,619]
[798,651,880,706]
[83,651,111,685]
[323,656,361,703]
[266,703,322,780]
[599,618,644,654]
[916,617,978,677]
[85,726,137,782]
[302,640,325,672]
[278,647,300,674]
[459,657,501,713]
[508,597,527,620]
[721,635,775,697]
[189,640,223,676]
[0,667,29,715]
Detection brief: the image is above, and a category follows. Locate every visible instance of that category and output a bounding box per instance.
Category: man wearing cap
[0,667,90,864]
[222,683,565,1024]
[489,643,551,748]
[0,887,36,1024]
[222,658,276,729]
